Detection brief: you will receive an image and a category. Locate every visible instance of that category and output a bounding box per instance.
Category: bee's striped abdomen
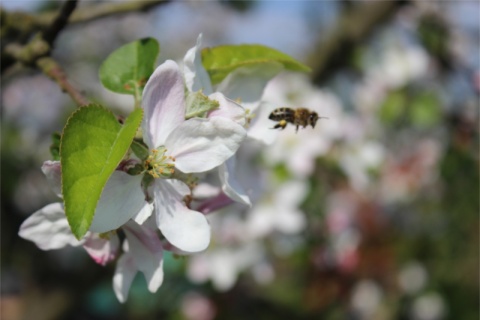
[269,108,295,123]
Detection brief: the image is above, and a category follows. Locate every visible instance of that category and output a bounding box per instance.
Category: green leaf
[60,105,143,239]
[131,139,149,161]
[49,132,61,161]
[99,38,159,95]
[201,44,311,85]
[185,91,220,119]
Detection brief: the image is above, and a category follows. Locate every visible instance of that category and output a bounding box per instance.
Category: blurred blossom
[398,261,428,295]
[411,293,447,320]
[350,280,383,320]
[379,138,442,203]
[181,292,217,320]
[325,191,361,272]
[187,243,266,291]
[367,37,430,89]
[245,180,307,238]
[339,141,385,192]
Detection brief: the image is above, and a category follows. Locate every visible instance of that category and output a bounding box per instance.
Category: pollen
[144,147,176,179]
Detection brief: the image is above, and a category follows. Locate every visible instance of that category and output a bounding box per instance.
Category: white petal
[216,62,283,111]
[207,92,246,126]
[113,251,137,303]
[123,221,164,293]
[89,172,145,233]
[133,201,154,225]
[183,34,213,95]
[246,101,279,145]
[142,60,186,149]
[82,233,120,266]
[219,157,251,206]
[166,117,246,173]
[41,161,62,198]
[18,202,81,250]
[154,179,210,252]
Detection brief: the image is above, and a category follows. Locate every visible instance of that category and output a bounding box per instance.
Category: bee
[269,107,327,132]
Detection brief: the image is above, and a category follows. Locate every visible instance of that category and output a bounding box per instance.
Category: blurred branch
[2,0,167,106]
[307,0,408,85]
[1,0,167,73]
[37,57,90,107]
[42,0,78,46]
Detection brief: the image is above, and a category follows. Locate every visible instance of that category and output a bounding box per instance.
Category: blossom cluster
[18,35,285,302]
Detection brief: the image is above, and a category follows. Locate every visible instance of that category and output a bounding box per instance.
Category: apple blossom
[90,59,247,253]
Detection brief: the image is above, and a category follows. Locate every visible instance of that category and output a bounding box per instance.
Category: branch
[1,0,167,73]
[37,57,89,106]
[42,0,78,46]
[307,0,408,85]
[68,0,168,24]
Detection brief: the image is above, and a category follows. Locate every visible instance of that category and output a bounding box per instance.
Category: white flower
[19,161,165,302]
[90,59,247,253]
[183,34,283,206]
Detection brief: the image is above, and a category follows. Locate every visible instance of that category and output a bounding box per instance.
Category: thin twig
[36,57,89,106]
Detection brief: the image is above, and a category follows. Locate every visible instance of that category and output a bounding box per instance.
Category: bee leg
[295,125,299,133]
[271,120,287,130]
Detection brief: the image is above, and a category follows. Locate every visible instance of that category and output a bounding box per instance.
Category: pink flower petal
[142,60,186,149]
[82,233,120,266]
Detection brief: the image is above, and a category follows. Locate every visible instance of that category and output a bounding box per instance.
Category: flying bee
[269,107,327,132]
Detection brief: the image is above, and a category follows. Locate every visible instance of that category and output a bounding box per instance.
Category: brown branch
[37,57,89,106]
[43,0,78,46]
[307,0,409,85]
[1,0,168,73]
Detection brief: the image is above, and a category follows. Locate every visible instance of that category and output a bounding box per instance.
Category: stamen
[144,147,176,179]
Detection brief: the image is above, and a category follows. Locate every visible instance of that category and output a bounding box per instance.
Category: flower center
[144,147,175,178]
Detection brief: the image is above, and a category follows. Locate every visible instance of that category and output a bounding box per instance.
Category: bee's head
[309,112,319,128]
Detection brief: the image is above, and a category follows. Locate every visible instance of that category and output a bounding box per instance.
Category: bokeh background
[1,1,478,319]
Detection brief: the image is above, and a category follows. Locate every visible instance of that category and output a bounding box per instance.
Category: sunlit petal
[18,202,81,250]
[154,179,210,252]
[183,34,213,95]
[166,117,246,173]
[207,92,246,126]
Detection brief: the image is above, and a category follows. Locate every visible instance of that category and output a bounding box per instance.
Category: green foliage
[60,105,143,239]
[379,88,441,128]
[185,91,219,119]
[201,44,311,85]
[409,92,441,127]
[49,132,61,161]
[99,38,159,96]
